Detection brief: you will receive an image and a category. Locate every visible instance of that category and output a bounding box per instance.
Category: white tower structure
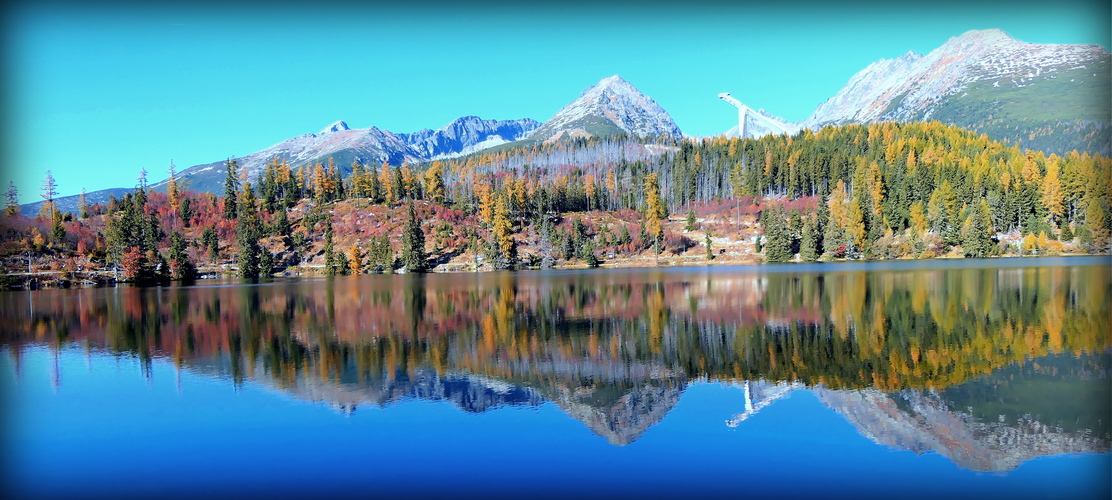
[718,93,792,139]
[719,93,747,140]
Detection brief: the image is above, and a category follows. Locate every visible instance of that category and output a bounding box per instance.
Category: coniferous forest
[2,121,1110,287]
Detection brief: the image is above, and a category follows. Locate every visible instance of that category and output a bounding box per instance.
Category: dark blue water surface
[2,257,1110,499]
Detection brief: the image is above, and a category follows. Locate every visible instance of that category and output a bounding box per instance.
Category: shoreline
[4,252,1107,291]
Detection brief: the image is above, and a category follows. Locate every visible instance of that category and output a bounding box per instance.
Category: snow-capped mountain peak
[530,75,685,141]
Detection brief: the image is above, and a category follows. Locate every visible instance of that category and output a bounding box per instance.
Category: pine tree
[370,233,393,273]
[685,209,696,231]
[392,166,405,203]
[259,249,275,277]
[323,218,337,276]
[168,231,195,280]
[78,188,89,219]
[224,158,240,219]
[401,201,427,272]
[51,207,66,244]
[4,181,18,216]
[272,208,291,238]
[618,224,632,246]
[1060,221,1074,241]
[582,238,599,267]
[368,164,382,204]
[179,196,193,227]
[334,250,350,276]
[235,183,262,278]
[705,231,714,260]
[962,200,994,258]
[800,216,818,262]
[764,206,793,263]
[201,226,219,263]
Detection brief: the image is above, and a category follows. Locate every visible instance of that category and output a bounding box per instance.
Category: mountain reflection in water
[2,259,1109,471]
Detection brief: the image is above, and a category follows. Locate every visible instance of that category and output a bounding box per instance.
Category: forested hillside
[2,121,1109,287]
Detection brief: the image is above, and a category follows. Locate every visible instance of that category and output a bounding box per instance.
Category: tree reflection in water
[2,260,1108,469]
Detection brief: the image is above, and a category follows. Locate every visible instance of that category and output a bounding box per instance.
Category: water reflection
[2,258,1109,468]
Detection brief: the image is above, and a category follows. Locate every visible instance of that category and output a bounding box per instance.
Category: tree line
[2,120,1109,282]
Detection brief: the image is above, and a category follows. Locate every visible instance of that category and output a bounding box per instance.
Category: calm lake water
[2,257,1110,499]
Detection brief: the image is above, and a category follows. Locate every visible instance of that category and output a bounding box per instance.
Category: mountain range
[27,28,1111,213]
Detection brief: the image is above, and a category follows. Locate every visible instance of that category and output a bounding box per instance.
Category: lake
[2,257,1109,499]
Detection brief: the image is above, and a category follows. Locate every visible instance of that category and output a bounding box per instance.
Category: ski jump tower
[718,93,792,139]
[719,93,748,140]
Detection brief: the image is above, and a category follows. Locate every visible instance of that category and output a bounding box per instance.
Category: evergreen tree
[368,165,383,204]
[4,182,18,216]
[201,226,219,263]
[401,202,427,272]
[392,166,405,203]
[370,233,394,273]
[78,188,89,219]
[259,249,275,277]
[178,196,193,227]
[168,231,195,280]
[685,209,696,231]
[1060,221,1074,241]
[334,250,350,275]
[272,208,291,238]
[323,218,337,276]
[581,238,599,267]
[51,207,66,244]
[224,158,240,219]
[235,183,262,278]
[962,201,994,258]
[816,193,829,255]
[800,216,818,262]
[764,207,793,263]
[618,224,632,246]
[705,232,714,260]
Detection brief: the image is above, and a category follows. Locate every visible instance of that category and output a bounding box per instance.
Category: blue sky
[3,0,1109,203]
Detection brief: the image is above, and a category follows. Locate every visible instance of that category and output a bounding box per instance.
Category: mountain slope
[800,29,1111,153]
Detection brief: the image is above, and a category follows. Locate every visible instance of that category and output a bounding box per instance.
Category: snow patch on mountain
[398,116,540,159]
[319,120,351,134]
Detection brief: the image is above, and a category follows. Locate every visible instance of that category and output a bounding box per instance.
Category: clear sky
[2,0,1109,203]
